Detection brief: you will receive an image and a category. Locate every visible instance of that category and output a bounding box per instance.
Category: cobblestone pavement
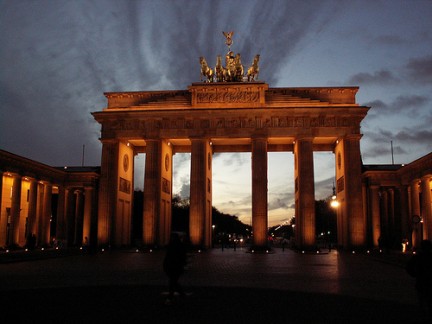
[0,246,429,323]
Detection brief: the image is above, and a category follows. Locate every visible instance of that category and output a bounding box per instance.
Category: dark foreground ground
[0,246,430,324]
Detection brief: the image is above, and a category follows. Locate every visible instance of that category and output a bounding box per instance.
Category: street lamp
[330,182,339,208]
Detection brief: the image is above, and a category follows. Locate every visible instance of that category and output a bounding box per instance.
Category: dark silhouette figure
[163,233,187,305]
[407,239,432,316]
[26,233,36,250]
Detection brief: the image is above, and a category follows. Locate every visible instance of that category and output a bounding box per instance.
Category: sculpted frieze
[105,115,357,133]
[196,89,260,103]
[107,119,146,130]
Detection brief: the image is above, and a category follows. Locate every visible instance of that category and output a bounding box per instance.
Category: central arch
[92,82,369,250]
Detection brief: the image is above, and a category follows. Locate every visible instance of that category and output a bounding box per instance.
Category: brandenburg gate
[92,81,369,250]
[92,34,369,250]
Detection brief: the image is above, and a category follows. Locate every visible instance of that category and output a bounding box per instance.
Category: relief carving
[196,89,260,103]
[162,178,171,194]
[108,120,146,131]
[119,177,131,194]
[106,115,358,133]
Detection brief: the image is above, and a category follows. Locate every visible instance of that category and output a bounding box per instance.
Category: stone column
[190,139,212,248]
[55,185,66,242]
[0,171,4,247]
[381,190,389,247]
[251,138,268,248]
[27,179,38,239]
[65,188,75,247]
[97,140,119,247]
[143,140,161,246]
[10,174,22,246]
[410,179,421,249]
[421,176,432,240]
[74,189,84,246]
[398,185,410,244]
[341,135,365,249]
[294,138,315,250]
[369,185,381,247]
[158,141,174,247]
[39,182,52,246]
[388,189,395,241]
[82,186,95,246]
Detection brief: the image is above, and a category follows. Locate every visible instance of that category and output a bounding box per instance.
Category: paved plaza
[0,246,429,323]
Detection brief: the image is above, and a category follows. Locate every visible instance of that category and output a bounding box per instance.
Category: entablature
[101,83,364,110]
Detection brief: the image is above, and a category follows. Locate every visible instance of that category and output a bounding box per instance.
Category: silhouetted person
[407,239,432,316]
[163,233,187,305]
[26,233,36,250]
[82,236,89,253]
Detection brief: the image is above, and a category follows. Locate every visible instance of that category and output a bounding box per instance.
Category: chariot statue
[200,56,214,82]
[247,54,260,81]
[199,31,260,83]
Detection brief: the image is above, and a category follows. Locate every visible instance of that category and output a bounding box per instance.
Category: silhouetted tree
[315,199,337,243]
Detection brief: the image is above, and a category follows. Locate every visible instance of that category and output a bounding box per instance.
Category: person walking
[163,232,187,305]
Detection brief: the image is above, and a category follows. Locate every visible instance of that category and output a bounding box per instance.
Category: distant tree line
[132,191,336,245]
[268,199,337,244]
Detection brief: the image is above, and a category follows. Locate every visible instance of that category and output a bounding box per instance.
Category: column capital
[421,175,432,182]
[411,178,421,186]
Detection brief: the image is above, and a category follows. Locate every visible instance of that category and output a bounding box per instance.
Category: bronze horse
[200,56,214,82]
[247,54,260,81]
[215,55,226,82]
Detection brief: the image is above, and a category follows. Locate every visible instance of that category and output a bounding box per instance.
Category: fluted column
[97,140,119,247]
[143,140,161,246]
[74,189,84,246]
[340,135,365,249]
[82,186,95,246]
[251,138,268,248]
[388,189,395,235]
[398,185,410,243]
[55,185,66,242]
[410,179,421,249]
[10,174,22,246]
[65,188,75,247]
[0,171,4,247]
[381,190,389,245]
[421,176,432,240]
[37,183,52,246]
[294,138,315,249]
[370,185,381,247]
[189,139,212,247]
[27,179,38,239]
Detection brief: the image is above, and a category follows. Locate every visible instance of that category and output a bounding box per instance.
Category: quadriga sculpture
[199,56,214,82]
[247,54,260,82]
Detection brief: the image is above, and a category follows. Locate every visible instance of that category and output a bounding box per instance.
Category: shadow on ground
[1,285,428,324]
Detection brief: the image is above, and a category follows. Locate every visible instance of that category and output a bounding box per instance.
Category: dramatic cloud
[1,0,431,226]
[372,35,407,46]
[362,127,432,163]
[393,95,430,110]
[348,70,399,85]
[363,95,429,115]
[405,55,432,84]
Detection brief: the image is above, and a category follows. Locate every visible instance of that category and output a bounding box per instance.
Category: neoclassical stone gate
[92,81,369,250]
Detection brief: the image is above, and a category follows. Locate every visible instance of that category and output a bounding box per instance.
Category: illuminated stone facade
[0,149,99,249]
[363,153,432,250]
[1,91,431,251]
[92,82,370,250]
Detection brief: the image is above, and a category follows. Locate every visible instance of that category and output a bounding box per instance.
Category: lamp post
[212,224,216,248]
[328,183,339,251]
[330,182,339,208]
